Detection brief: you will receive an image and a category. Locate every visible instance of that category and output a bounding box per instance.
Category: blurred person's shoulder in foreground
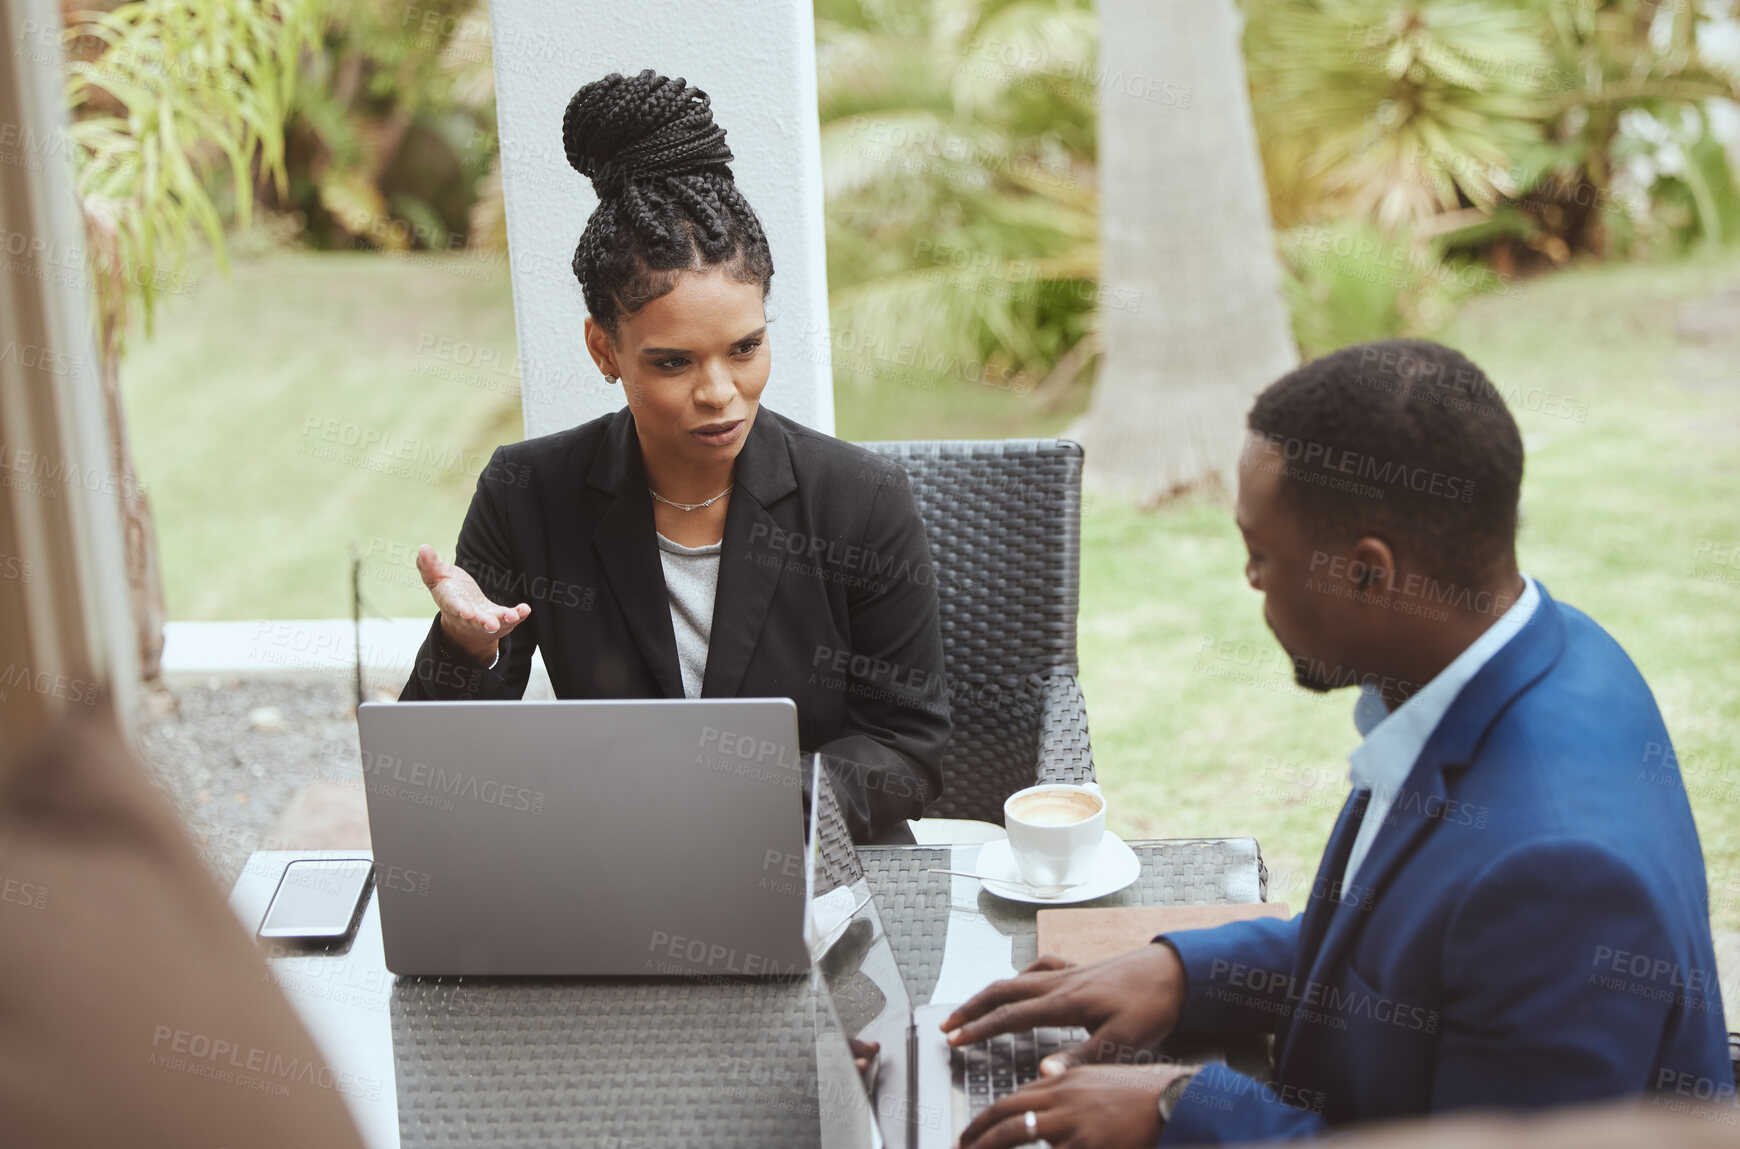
[0,703,366,1149]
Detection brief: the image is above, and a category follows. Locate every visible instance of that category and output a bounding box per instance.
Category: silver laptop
[802,754,1222,1149]
[357,698,810,977]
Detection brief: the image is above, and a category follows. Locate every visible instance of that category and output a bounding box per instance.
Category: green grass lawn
[120,250,523,620]
[122,246,1740,927]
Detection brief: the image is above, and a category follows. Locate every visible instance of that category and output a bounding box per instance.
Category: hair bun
[563,69,735,199]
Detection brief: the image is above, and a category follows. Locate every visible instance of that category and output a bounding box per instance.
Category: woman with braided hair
[401,70,950,845]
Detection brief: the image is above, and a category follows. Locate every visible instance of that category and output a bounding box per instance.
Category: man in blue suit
[944,340,1731,1147]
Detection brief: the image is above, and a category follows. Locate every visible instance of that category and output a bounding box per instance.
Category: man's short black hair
[1245,338,1524,591]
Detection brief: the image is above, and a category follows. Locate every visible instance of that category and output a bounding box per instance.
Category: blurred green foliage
[815,0,1101,407]
[813,0,1740,419]
[269,0,498,252]
[1275,219,1477,358]
[1245,0,1555,232]
[59,0,327,361]
[1246,0,1740,359]
[86,0,1740,398]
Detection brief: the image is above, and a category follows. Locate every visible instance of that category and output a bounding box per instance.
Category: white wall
[488,0,835,440]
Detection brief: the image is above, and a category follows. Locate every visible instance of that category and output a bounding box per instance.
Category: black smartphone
[257,858,375,945]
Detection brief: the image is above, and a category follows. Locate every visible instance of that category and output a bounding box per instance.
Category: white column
[487,0,835,439]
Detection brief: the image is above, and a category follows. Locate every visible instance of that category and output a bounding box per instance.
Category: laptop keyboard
[953,1026,1087,1121]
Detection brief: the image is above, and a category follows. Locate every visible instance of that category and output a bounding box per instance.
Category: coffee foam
[1010,790,1101,826]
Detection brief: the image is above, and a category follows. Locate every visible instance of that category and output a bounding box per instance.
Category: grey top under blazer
[399,405,952,844]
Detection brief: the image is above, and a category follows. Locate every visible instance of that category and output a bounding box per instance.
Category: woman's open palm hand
[417,544,530,665]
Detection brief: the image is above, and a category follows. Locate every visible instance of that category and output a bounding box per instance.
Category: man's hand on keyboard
[955,1062,1191,1149]
[941,945,1187,1074]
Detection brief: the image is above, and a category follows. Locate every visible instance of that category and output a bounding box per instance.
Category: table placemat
[391,974,818,1148]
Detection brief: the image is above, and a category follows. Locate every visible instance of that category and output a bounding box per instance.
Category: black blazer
[399,406,951,844]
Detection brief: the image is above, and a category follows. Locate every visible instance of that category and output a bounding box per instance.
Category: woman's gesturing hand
[416,544,530,666]
[939,945,1188,1074]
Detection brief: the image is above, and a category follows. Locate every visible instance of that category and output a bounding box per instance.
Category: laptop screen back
[360,698,810,976]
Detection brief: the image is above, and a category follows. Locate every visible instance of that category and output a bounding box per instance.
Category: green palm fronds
[1245,0,1740,253]
[283,0,488,251]
[1248,0,1554,231]
[818,0,1099,398]
[950,0,1098,117]
[62,0,327,360]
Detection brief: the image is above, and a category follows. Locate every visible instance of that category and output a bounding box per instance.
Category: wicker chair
[857,438,1096,824]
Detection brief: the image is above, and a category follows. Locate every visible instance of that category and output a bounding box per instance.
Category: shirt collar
[1348,574,1541,793]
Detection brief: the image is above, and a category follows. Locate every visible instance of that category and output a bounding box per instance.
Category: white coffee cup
[1003,781,1106,888]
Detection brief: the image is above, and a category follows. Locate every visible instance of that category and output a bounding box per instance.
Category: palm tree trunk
[99,333,165,682]
[1079,0,1298,504]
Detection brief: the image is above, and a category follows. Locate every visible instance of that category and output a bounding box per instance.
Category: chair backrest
[857,438,1084,822]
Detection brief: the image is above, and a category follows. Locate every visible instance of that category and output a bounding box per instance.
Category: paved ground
[137,675,385,890]
[136,663,556,890]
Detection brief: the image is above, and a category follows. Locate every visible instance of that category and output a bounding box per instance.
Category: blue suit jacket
[1159,584,1731,1143]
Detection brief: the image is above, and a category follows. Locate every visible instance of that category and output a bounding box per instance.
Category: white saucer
[971,832,1140,905]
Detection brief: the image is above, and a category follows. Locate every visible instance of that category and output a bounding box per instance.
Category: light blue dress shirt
[1339,574,1541,894]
